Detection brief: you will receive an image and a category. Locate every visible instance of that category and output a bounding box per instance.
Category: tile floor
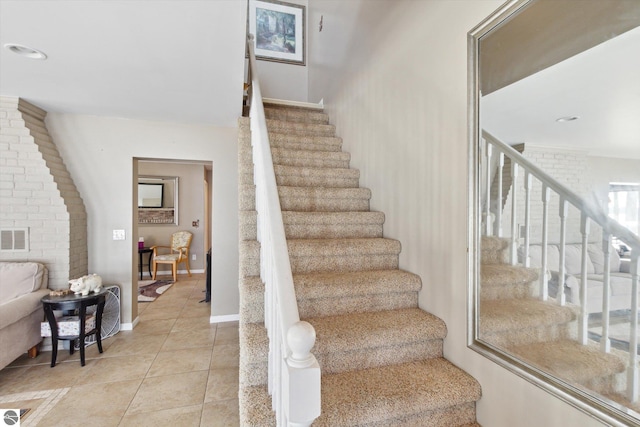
[0,274,240,426]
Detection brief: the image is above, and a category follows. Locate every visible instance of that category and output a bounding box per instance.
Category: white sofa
[0,262,50,370]
[524,243,635,314]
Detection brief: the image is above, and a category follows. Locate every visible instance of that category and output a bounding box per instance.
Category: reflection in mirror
[138,176,179,225]
[469,1,640,425]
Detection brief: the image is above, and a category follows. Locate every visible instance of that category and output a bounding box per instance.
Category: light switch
[113,229,126,240]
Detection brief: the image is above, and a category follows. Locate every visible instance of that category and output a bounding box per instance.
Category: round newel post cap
[287,321,316,368]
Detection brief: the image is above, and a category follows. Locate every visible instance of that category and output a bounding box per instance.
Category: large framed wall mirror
[138,176,179,225]
[469,1,640,425]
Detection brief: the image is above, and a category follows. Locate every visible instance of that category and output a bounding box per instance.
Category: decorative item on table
[41,314,96,337]
[68,274,103,296]
[138,237,145,250]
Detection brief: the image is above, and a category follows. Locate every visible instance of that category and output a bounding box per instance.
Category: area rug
[138,280,173,302]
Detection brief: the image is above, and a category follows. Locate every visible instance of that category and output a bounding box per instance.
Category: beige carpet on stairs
[237,103,482,426]
[479,235,633,413]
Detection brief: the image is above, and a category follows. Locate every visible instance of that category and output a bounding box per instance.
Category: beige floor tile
[161,328,217,352]
[126,371,208,415]
[131,318,176,335]
[138,306,183,321]
[214,325,239,345]
[37,379,141,426]
[120,404,203,427]
[146,347,212,377]
[210,343,239,369]
[205,367,239,403]
[75,354,156,385]
[201,399,240,427]
[104,333,167,357]
[180,302,213,318]
[0,360,95,395]
[172,316,215,333]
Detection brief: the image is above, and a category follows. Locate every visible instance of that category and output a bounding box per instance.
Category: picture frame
[248,0,305,66]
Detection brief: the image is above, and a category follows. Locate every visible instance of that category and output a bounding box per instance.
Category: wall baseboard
[120,316,139,331]
[210,314,240,324]
[263,97,324,110]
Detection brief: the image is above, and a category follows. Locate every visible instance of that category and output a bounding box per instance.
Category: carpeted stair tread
[240,210,385,240]
[268,132,343,152]
[480,236,509,265]
[271,147,351,168]
[272,164,360,188]
[310,308,447,352]
[266,119,336,137]
[314,358,482,427]
[264,106,329,124]
[481,264,538,287]
[239,384,275,427]
[278,186,372,212]
[287,237,400,257]
[307,308,447,373]
[510,339,626,384]
[287,238,401,274]
[295,269,421,299]
[479,298,575,333]
[240,271,421,323]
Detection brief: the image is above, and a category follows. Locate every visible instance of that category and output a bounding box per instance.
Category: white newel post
[285,321,321,427]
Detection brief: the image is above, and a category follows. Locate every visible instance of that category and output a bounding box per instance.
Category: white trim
[120,316,139,331]
[153,269,205,277]
[263,97,323,110]
[210,314,240,324]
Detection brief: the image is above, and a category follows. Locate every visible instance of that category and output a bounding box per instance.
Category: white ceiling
[0,0,247,127]
[482,25,640,159]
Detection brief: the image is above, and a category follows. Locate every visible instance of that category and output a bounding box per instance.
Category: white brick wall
[500,144,601,245]
[0,96,87,289]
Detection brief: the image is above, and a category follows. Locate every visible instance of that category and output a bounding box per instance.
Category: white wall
[253,0,309,102]
[45,114,239,325]
[308,0,605,425]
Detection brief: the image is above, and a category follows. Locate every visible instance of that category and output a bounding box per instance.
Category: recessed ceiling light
[4,43,47,60]
[555,116,579,123]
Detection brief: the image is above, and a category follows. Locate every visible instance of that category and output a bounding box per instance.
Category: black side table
[138,247,153,280]
[41,289,107,367]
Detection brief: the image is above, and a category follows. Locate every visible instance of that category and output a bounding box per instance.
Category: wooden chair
[151,231,192,282]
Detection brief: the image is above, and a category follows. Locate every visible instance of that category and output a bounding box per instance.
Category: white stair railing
[482,130,640,404]
[246,34,321,426]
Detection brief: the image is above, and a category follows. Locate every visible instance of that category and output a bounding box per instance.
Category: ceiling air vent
[1,228,29,252]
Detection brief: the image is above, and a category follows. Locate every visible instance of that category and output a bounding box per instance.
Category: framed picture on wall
[248,0,305,66]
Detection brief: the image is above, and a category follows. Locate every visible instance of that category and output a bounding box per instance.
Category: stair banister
[246,34,321,426]
[483,129,640,404]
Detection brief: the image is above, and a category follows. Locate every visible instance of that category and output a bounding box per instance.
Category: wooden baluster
[496,152,504,237]
[601,234,612,353]
[557,198,568,306]
[579,215,590,345]
[523,172,532,267]
[540,185,550,301]
[485,141,492,236]
[510,161,519,265]
[628,253,639,403]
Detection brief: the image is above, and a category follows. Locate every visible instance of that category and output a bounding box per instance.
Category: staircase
[238,102,482,426]
[480,236,631,406]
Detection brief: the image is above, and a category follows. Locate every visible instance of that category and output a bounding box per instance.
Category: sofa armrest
[619,259,631,274]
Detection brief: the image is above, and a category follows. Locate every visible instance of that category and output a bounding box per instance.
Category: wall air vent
[0,228,29,252]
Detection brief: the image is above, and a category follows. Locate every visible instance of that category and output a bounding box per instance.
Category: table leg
[139,250,143,280]
[79,303,87,366]
[147,252,153,279]
[43,305,58,368]
[96,296,105,354]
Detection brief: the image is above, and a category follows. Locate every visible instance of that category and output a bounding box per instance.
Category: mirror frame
[138,175,179,225]
[467,1,638,425]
